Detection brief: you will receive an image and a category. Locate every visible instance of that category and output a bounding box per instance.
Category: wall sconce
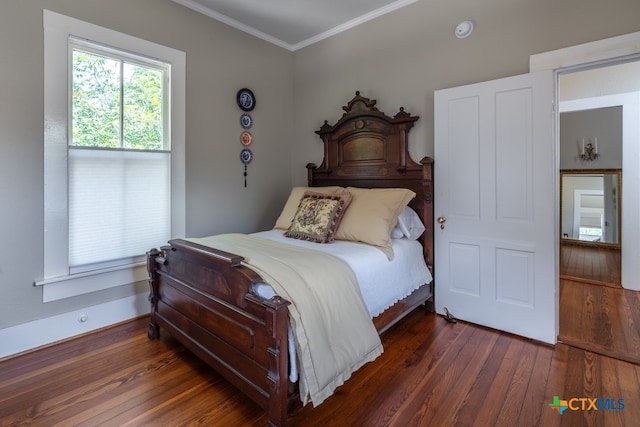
[579,137,599,161]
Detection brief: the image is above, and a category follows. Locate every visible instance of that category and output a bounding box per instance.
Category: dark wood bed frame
[146,92,434,426]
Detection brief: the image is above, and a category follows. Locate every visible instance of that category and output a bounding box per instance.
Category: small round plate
[240,113,253,129]
[240,148,253,164]
[237,88,255,111]
[240,131,253,146]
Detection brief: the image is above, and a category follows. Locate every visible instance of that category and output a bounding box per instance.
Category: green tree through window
[72,49,164,151]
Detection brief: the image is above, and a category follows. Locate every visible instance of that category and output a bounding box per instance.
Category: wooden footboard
[147,238,432,426]
[147,239,291,427]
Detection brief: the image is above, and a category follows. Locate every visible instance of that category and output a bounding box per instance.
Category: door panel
[449,242,480,296]
[496,247,534,306]
[434,71,556,344]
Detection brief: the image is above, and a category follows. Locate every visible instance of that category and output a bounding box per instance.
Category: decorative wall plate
[240,113,253,129]
[240,131,253,146]
[240,148,253,164]
[236,88,255,111]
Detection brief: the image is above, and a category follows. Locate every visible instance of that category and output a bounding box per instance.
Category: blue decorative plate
[240,113,253,129]
[240,148,253,164]
[237,88,255,111]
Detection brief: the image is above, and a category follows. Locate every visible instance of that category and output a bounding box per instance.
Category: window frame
[40,10,185,302]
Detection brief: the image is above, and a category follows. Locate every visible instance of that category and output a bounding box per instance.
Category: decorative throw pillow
[273,186,343,230]
[284,191,352,243]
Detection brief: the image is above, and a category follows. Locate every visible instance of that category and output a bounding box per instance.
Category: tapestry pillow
[284,191,352,243]
[273,186,343,230]
[334,187,416,258]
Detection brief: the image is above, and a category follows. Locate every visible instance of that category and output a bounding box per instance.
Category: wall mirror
[560,169,621,247]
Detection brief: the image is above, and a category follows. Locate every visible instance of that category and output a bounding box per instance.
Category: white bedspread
[252,230,433,317]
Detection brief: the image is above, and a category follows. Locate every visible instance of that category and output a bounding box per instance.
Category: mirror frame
[560,168,622,248]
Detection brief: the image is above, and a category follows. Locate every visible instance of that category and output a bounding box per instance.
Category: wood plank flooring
[560,243,621,287]
[2,312,639,426]
[559,279,640,366]
[558,243,640,365]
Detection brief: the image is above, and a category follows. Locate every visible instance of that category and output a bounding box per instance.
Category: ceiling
[173,0,419,51]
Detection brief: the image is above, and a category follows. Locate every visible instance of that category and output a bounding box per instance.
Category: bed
[146,92,434,426]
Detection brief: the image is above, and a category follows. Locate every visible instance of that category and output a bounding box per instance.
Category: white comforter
[252,230,433,317]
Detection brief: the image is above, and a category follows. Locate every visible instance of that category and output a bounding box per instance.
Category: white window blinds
[68,148,171,273]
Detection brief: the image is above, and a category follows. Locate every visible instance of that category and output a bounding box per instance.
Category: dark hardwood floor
[2,311,639,426]
[559,278,640,366]
[558,243,640,365]
[560,243,621,287]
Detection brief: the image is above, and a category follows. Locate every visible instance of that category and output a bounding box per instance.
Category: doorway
[557,60,640,362]
[557,62,640,290]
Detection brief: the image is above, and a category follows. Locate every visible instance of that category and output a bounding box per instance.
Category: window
[69,40,170,273]
[579,226,603,240]
[41,10,185,301]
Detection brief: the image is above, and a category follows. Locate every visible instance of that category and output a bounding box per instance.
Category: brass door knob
[437,216,446,229]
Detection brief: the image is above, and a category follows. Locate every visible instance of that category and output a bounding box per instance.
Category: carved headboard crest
[316,91,417,137]
[342,90,379,114]
[312,91,420,176]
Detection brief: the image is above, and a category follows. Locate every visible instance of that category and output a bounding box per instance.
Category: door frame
[530,32,640,330]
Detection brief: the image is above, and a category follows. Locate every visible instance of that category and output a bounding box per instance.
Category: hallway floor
[559,244,640,365]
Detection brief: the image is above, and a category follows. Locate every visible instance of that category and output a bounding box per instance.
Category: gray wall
[560,107,623,169]
[0,0,294,329]
[291,0,640,185]
[2,0,640,335]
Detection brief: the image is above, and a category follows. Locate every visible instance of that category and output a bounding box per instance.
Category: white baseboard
[0,293,149,359]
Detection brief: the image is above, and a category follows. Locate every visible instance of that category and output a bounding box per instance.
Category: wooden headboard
[306,91,434,271]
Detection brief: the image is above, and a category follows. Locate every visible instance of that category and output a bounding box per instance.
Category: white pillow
[391,207,425,240]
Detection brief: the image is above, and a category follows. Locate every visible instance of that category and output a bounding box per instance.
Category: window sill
[35,262,147,302]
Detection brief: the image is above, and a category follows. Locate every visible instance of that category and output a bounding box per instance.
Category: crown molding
[173,0,419,51]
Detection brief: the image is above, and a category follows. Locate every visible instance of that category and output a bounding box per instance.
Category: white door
[434,71,556,344]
